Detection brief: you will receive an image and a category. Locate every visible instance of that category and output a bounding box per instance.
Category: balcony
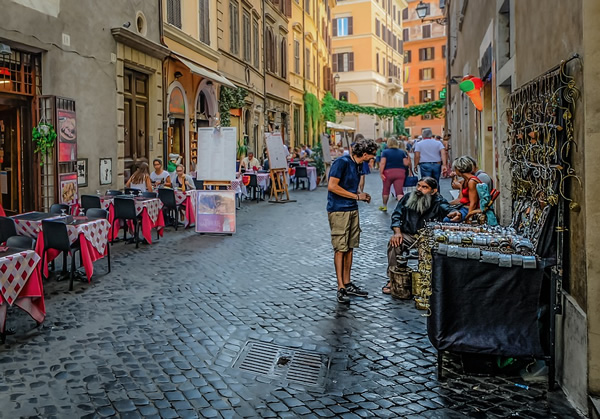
[387,77,402,91]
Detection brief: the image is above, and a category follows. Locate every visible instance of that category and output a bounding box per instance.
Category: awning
[326,121,356,131]
[173,54,237,88]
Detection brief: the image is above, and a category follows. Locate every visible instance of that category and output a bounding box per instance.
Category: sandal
[378,206,387,212]
[382,283,391,294]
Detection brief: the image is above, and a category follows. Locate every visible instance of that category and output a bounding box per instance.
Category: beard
[405,190,433,214]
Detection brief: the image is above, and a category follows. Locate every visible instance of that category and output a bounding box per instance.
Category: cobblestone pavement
[0,175,581,418]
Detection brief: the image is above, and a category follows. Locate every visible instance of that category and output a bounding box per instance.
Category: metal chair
[41,220,81,291]
[124,188,141,196]
[141,191,158,198]
[50,203,70,215]
[85,208,111,273]
[246,174,263,203]
[0,216,18,244]
[193,179,204,190]
[106,190,121,196]
[295,166,310,190]
[158,188,183,231]
[6,235,35,250]
[113,197,142,248]
[81,195,101,214]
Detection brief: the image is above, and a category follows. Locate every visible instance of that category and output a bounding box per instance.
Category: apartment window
[281,38,287,78]
[313,56,316,82]
[388,0,392,14]
[393,6,396,19]
[333,17,353,36]
[419,89,435,102]
[167,0,182,28]
[402,7,408,20]
[398,10,401,24]
[266,30,274,72]
[253,20,259,68]
[339,91,348,101]
[442,45,447,58]
[383,57,386,75]
[422,24,431,38]
[305,0,310,15]
[229,1,239,54]
[243,12,251,61]
[404,92,409,105]
[382,25,387,43]
[419,68,434,80]
[199,0,210,43]
[376,52,379,73]
[294,40,300,74]
[376,19,381,37]
[419,47,435,61]
[405,50,411,63]
[332,52,354,72]
[305,48,311,79]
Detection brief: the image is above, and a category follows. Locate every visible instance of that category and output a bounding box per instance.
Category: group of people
[326,136,496,303]
[125,156,196,193]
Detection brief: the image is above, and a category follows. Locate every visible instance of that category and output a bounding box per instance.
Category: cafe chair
[0,216,18,244]
[246,174,263,203]
[295,166,309,190]
[81,195,102,214]
[141,191,158,198]
[114,197,142,248]
[50,203,70,215]
[158,188,183,231]
[193,179,204,190]
[41,220,81,291]
[124,188,142,196]
[106,190,121,196]
[6,235,35,250]
[85,208,111,274]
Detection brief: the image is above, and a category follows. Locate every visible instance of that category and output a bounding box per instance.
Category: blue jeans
[443,205,469,222]
[419,162,442,184]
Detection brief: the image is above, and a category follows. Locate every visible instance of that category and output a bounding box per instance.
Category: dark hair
[352,138,378,157]
[420,176,438,190]
[153,158,162,166]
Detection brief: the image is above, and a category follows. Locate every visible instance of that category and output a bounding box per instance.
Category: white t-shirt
[414,138,445,163]
[150,170,170,185]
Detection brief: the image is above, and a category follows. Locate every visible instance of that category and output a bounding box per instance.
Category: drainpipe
[302,0,306,144]
[262,0,268,139]
[159,0,169,163]
[445,0,451,144]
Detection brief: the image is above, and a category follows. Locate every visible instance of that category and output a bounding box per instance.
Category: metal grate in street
[234,341,329,387]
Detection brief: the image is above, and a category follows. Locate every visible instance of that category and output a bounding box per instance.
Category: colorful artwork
[169,87,185,115]
[58,109,77,162]
[195,190,236,234]
[59,172,78,206]
[99,158,112,185]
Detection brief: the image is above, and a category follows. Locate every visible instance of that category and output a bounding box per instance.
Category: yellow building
[288,0,336,148]
[162,0,236,172]
[332,0,407,139]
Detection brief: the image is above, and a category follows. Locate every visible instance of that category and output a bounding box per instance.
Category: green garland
[219,86,248,127]
[32,122,57,166]
[303,92,321,145]
[322,92,445,119]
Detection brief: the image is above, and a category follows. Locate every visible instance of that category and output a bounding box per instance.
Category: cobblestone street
[0,175,581,418]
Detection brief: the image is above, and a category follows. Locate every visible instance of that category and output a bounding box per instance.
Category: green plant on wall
[219,86,248,127]
[32,122,57,166]
[237,135,248,160]
[304,92,321,145]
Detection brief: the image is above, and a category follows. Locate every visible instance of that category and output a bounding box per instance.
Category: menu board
[266,133,288,170]
[320,134,332,163]
[59,172,78,206]
[196,127,237,181]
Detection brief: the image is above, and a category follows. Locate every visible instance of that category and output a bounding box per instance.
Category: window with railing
[0,50,41,96]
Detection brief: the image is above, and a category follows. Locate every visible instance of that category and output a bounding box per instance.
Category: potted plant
[32,122,57,166]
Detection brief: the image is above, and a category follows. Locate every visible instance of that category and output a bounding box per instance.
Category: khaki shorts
[328,210,361,252]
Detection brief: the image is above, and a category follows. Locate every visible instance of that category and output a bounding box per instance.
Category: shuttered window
[199,0,210,44]
[422,24,431,39]
[229,1,240,54]
[243,12,251,61]
[332,52,354,72]
[167,0,182,28]
[253,20,260,68]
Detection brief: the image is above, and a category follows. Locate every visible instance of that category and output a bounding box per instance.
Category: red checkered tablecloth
[0,250,40,306]
[135,198,163,224]
[174,190,195,206]
[67,219,111,255]
[14,216,58,239]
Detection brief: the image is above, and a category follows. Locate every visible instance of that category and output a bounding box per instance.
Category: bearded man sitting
[382,177,461,294]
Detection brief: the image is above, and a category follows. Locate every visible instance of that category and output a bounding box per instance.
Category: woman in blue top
[379,138,410,211]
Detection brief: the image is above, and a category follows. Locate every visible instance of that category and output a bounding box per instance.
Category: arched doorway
[167,82,188,166]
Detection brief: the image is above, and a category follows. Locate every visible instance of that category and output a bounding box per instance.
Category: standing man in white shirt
[413,129,447,184]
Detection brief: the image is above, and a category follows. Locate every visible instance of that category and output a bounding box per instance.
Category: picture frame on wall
[76,158,88,187]
[99,158,112,185]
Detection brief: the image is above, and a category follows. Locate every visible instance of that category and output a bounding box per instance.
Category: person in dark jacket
[382,177,461,294]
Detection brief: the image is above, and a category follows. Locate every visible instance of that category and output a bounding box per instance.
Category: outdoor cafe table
[0,248,45,339]
[174,189,197,227]
[98,196,165,243]
[12,212,111,281]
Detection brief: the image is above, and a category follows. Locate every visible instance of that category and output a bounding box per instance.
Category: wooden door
[124,69,149,175]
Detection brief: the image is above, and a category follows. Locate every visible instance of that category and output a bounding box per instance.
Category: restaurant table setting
[0,247,45,341]
[132,197,165,243]
[174,189,197,227]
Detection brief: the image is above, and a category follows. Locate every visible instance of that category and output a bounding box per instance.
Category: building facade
[288,0,336,149]
[402,0,446,138]
[446,0,600,415]
[0,0,167,212]
[332,0,407,140]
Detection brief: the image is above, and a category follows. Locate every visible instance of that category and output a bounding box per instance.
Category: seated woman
[171,164,196,192]
[126,162,153,192]
[150,158,172,188]
[445,156,480,221]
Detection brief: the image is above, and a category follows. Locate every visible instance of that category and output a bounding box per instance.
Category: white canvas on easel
[197,127,237,181]
[320,134,332,163]
[266,133,288,170]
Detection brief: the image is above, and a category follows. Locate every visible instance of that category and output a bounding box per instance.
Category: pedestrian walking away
[327,137,378,304]
[413,128,447,185]
[379,137,411,212]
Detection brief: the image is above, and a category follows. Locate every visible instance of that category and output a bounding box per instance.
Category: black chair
[50,203,70,215]
[0,216,18,244]
[41,220,81,291]
[295,166,310,190]
[141,191,158,198]
[106,190,121,196]
[6,235,35,250]
[193,179,204,190]
[85,208,111,273]
[158,188,183,231]
[124,188,141,196]
[81,195,102,214]
[246,174,263,203]
[113,197,142,248]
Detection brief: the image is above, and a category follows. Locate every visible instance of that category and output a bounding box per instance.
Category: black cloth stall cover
[427,253,545,358]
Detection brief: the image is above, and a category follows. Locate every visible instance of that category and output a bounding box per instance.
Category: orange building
[402,0,446,137]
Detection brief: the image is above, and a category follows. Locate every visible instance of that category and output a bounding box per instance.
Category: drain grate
[233,341,329,387]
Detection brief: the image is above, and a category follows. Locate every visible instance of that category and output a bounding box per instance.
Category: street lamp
[333,73,340,97]
[415,0,448,25]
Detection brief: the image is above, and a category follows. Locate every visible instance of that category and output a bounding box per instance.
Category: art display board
[196,127,237,181]
[320,134,332,163]
[195,190,236,234]
[58,109,77,162]
[265,133,288,170]
[59,172,78,206]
